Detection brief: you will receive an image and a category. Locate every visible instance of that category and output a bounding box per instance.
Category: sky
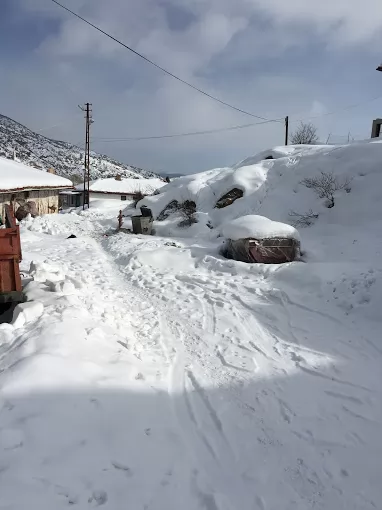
[1,0,382,175]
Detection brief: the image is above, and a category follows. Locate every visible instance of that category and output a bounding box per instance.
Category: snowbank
[75,177,165,195]
[139,140,382,242]
[222,215,300,241]
[0,157,73,191]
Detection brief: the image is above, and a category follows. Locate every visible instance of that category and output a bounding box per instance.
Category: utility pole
[285,116,289,146]
[78,103,93,209]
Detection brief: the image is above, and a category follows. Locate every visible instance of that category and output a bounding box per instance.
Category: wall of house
[90,192,134,202]
[28,190,59,215]
[0,190,59,223]
[0,193,12,223]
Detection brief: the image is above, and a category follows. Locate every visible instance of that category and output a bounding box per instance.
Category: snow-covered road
[1,221,381,509]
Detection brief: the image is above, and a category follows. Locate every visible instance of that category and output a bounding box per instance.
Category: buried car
[221,215,300,264]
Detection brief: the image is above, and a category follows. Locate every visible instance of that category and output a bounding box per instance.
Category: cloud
[2,0,382,175]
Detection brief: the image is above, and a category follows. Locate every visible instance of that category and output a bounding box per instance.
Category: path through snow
[0,225,381,509]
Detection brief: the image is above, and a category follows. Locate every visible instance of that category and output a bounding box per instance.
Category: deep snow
[1,141,382,510]
[222,215,300,242]
[0,157,73,191]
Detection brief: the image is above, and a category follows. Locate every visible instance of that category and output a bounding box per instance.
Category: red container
[0,205,23,303]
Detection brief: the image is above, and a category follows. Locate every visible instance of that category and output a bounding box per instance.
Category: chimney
[47,168,56,174]
[115,174,122,181]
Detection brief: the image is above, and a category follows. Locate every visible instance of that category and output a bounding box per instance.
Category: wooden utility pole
[285,116,289,146]
[79,103,93,209]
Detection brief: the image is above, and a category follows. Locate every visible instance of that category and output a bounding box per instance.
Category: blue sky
[1,0,382,175]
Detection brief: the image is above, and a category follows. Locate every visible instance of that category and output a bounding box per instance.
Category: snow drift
[139,140,382,242]
[222,215,300,242]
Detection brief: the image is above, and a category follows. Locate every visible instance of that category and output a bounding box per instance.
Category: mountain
[0,114,159,183]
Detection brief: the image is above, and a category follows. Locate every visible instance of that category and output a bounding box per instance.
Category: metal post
[79,103,93,209]
[285,116,289,146]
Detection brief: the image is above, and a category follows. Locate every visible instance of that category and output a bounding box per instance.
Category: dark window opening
[121,195,127,201]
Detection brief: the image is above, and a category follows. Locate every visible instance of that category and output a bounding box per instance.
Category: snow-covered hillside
[1,141,381,509]
[0,114,159,182]
[140,140,382,237]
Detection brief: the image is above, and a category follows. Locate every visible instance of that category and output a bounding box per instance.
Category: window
[121,195,127,201]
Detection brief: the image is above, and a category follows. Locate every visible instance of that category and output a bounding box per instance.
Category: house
[0,157,73,222]
[61,176,166,208]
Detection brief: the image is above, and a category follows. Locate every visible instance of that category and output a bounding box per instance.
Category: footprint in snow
[88,490,108,506]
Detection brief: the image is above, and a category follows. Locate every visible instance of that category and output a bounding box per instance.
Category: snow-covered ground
[1,142,382,510]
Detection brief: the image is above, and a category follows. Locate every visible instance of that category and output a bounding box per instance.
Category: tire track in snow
[118,265,258,509]
[163,323,254,510]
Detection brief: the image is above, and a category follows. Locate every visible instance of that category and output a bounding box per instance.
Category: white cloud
[5,0,382,174]
[249,0,382,45]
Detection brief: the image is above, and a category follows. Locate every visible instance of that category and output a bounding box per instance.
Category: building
[0,157,73,221]
[59,190,84,209]
[61,176,166,208]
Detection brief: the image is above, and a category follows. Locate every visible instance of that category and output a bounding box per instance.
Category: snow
[0,114,160,181]
[0,157,73,191]
[1,140,382,509]
[139,140,382,240]
[222,215,300,241]
[75,177,166,195]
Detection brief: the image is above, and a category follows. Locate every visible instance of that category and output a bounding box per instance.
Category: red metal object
[248,238,299,264]
[225,237,300,264]
[0,205,23,300]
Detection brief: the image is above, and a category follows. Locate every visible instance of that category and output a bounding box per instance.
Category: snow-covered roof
[75,177,166,195]
[0,157,73,192]
[222,215,300,241]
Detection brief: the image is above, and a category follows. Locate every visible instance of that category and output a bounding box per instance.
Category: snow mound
[139,140,382,241]
[222,215,300,241]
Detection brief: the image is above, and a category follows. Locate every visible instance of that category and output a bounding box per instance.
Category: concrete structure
[59,190,84,209]
[0,157,73,222]
[371,119,382,139]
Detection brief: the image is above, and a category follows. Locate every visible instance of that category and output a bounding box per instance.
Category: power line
[92,119,281,142]
[91,92,382,142]
[289,94,382,124]
[50,0,280,122]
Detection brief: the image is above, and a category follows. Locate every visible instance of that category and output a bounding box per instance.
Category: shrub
[290,122,319,145]
[289,209,319,227]
[301,171,352,208]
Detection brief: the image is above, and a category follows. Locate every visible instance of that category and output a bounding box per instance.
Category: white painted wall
[89,192,134,202]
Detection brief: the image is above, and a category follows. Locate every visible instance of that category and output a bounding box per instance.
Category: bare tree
[290,122,319,145]
[301,171,352,208]
[289,209,319,227]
